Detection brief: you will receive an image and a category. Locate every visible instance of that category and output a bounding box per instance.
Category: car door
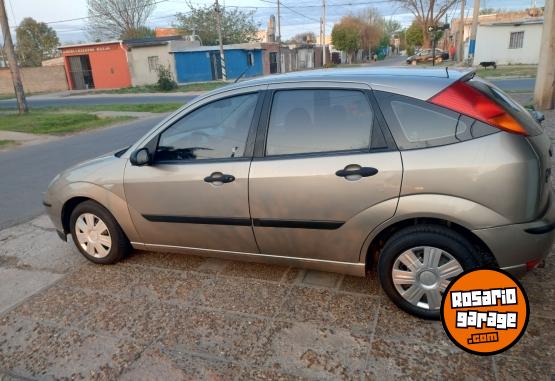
[248,83,403,263]
[123,88,264,253]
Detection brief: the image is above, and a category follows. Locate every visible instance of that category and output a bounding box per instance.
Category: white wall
[474,23,543,65]
[127,44,174,86]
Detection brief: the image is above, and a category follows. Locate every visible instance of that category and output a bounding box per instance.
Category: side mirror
[130,148,152,166]
[529,110,545,125]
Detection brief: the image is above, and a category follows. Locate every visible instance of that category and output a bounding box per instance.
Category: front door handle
[335,165,378,181]
[204,172,235,185]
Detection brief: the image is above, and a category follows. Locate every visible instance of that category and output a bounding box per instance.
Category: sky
[1,0,545,44]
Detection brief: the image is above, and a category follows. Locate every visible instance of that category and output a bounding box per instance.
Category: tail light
[429,80,528,136]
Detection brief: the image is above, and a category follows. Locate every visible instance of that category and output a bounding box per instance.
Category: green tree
[175,3,259,46]
[120,26,155,40]
[405,21,423,47]
[15,17,60,67]
[331,20,360,64]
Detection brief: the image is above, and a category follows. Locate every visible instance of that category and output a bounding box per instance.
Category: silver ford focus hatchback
[44,67,555,319]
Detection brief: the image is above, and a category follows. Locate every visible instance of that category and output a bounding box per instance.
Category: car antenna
[445,67,449,78]
[234,66,251,83]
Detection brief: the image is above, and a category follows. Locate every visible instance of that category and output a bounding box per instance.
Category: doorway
[67,55,94,90]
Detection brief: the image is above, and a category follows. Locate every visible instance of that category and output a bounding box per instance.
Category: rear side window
[265,89,373,156]
[375,91,496,150]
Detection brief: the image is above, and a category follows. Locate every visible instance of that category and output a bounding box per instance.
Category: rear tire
[378,225,480,319]
[69,200,131,264]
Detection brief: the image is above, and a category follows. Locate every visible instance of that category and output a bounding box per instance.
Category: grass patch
[48,103,183,113]
[0,111,133,135]
[84,81,227,95]
[475,65,537,78]
[0,139,18,148]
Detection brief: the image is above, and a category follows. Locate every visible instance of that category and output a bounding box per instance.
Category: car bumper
[473,198,555,277]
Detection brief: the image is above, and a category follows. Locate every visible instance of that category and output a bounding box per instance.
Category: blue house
[171,43,264,83]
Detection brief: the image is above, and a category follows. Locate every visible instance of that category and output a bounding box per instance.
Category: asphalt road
[0,115,167,229]
[0,94,196,109]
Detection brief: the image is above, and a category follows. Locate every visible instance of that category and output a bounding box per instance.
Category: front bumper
[473,197,555,277]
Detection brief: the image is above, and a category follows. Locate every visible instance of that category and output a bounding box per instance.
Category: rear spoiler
[445,67,476,81]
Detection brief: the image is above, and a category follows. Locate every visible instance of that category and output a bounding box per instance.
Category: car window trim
[253,87,394,159]
[152,90,265,165]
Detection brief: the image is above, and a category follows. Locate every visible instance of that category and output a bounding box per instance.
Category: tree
[384,19,402,34]
[120,26,155,40]
[175,3,259,46]
[86,0,156,40]
[15,17,60,67]
[354,9,384,54]
[287,32,316,44]
[406,21,423,47]
[331,19,360,63]
[394,0,457,47]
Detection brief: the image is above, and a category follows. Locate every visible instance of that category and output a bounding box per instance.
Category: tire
[69,200,131,264]
[378,225,481,320]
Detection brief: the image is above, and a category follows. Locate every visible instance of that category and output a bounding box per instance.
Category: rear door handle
[336,165,378,181]
[204,172,235,185]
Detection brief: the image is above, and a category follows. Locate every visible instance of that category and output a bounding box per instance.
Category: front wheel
[70,200,131,264]
[378,225,481,319]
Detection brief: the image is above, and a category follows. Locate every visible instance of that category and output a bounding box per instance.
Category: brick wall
[0,66,68,95]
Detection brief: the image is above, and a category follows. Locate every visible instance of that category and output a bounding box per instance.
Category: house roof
[59,40,122,49]
[480,18,544,27]
[124,35,185,48]
[170,43,263,53]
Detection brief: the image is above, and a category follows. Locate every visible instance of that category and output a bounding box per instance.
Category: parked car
[44,67,554,319]
[406,49,447,64]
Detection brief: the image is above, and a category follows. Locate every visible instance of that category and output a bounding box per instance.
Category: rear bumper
[473,196,555,277]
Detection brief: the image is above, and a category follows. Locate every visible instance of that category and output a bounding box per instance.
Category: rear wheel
[378,225,480,319]
[70,200,130,264]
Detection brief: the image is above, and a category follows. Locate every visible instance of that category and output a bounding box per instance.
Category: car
[406,49,446,64]
[44,67,555,319]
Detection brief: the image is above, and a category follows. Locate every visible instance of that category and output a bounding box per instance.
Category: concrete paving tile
[502,315,555,365]
[0,316,143,380]
[338,274,381,295]
[302,270,342,288]
[123,250,206,272]
[238,367,313,380]
[494,354,553,381]
[250,321,369,380]
[524,252,555,285]
[78,295,176,345]
[276,286,333,325]
[158,307,268,362]
[373,299,444,343]
[194,277,289,317]
[120,346,241,381]
[284,268,305,284]
[9,285,101,327]
[57,264,136,295]
[220,261,290,282]
[196,257,230,274]
[0,268,63,315]
[364,338,495,381]
[520,279,555,319]
[327,293,379,333]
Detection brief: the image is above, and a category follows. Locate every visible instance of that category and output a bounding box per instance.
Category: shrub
[156,65,178,91]
[406,46,415,56]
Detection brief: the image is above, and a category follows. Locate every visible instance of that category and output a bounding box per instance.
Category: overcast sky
[2,0,545,43]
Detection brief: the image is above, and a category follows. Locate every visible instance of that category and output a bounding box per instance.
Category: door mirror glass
[130,148,152,166]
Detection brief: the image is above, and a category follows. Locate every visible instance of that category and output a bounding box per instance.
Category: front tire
[378,225,480,319]
[70,200,131,264]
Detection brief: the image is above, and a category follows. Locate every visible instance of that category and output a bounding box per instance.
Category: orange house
[60,41,132,90]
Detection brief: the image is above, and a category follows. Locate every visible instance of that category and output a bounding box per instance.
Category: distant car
[44,67,554,319]
[407,49,448,64]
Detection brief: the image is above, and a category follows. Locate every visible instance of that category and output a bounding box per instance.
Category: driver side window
[155,93,258,162]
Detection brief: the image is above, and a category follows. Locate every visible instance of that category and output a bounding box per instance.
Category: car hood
[58,151,127,186]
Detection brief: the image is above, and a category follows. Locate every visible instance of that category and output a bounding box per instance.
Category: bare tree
[86,0,156,40]
[394,0,457,47]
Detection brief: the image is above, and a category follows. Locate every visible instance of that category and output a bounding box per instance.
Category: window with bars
[148,56,160,71]
[509,31,524,49]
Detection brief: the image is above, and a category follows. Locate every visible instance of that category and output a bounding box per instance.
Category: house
[124,36,198,86]
[474,19,544,65]
[59,41,132,90]
[171,43,264,83]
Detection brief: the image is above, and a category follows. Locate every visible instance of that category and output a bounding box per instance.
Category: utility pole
[0,0,27,113]
[534,0,554,110]
[214,0,227,80]
[468,0,480,66]
[322,0,327,66]
[277,0,281,73]
[457,0,466,63]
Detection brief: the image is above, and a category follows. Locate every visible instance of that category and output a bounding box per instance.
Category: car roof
[204,67,474,101]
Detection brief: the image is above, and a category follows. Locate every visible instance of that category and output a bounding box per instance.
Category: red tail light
[429,80,527,136]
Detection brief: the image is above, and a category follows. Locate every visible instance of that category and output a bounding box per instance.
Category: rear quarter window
[374,91,497,150]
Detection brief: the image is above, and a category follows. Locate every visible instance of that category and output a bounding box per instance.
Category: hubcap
[75,213,112,258]
[392,246,464,310]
